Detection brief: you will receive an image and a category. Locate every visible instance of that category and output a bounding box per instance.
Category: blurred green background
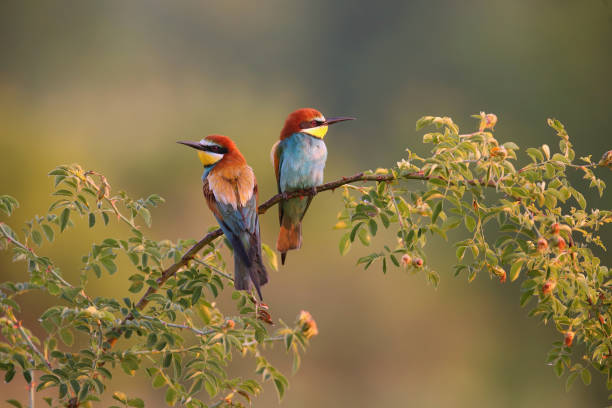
[1,1,611,406]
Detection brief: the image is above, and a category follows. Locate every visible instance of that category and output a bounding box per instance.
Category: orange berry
[542,280,556,295]
[564,331,575,347]
[551,223,560,235]
[226,319,235,329]
[556,236,566,251]
[599,314,606,326]
[537,238,548,252]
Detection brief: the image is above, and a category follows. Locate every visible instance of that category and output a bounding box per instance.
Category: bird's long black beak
[177,140,206,151]
[324,116,356,126]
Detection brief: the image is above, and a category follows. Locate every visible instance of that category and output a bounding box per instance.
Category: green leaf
[566,371,579,392]
[59,328,74,346]
[581,368,592,386]
[368,219,378,236]
[204,380,216,397]
[165,388,177,406]
[274,378,286,400]
[41,224,54,242]
[339,233,351,256]
[572,190,586,209]
[59,208,70,232]
[464,215,476,232]
[152,374,166,389]
[284,333,294,351]
[128,398,145,408]
[261,243,278,271]
[510,260,524,282]
[526,148,543,163]
[357,228,370,246]
[6,399,23,408]
[140,208,152,227]
[112,392,128,403]
[99,257,117,274]
[88,213,96,228]
[431,201,442,223]
[31,229,42,246]
[102,212,110,225]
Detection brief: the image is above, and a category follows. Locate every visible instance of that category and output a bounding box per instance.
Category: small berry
[599,314,606,326]
[401,254,412,267]
[537,238,548,252]
[542,280,556,295]
[412,258,423,268]
[551,223,560,235]
[564,331,575,347]
[226,319,235,329]
[555,236,566,251]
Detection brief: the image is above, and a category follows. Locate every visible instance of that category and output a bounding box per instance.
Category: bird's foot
[310,186,318,196]
[280,192,290,201]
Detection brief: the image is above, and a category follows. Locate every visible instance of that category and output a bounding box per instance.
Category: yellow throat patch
[303,124,328,139]
[197,150,223,166]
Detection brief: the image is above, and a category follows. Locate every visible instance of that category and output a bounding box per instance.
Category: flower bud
[491,265,506,283]
[479,112,498,132]
[412,257,423,268]
[298,310,319,339]
[226,319,235,329]
[490,146,507,160]
[550,223,560,235]
[564,331,575,347]
[598,150,612,169]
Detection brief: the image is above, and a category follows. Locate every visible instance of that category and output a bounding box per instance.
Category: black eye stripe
[299,120,325,129]
[201,145,228,154]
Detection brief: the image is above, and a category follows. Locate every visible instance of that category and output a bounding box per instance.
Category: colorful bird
[178,135,268,299]
[271,108,354,264]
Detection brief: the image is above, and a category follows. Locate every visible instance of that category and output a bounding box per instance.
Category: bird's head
[177,134,238,166]
[280,108,355,140]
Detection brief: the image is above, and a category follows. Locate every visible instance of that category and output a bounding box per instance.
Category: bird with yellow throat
[179,135,268,299]
[271,108,354,264]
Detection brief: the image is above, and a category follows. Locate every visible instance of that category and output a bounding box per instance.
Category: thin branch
[3,308,52,370]
[192,258,234,281]
[104,169,508,346]
[0,226,74,289]
[137,315,215,337]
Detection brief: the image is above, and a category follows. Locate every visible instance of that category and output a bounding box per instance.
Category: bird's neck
[201,163,218,181]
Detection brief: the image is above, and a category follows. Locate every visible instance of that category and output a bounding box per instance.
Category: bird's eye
[311,120,319,127]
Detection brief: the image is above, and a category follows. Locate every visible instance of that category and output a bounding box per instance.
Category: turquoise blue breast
[279,133,327,191]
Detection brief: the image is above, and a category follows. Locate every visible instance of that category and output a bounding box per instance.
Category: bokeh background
[1,1,611,406]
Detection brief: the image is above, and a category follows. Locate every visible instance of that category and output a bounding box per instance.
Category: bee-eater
[271,108,354,264]
[179,135,268,299]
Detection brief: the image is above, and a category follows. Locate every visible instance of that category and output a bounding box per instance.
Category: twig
[0,226,74,289]
[137,315,215,337]
[29,370,35,408]
[4,308,52,370]
[192,258,234,281]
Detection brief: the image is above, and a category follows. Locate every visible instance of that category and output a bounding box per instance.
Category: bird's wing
[203,179,258,266]
[271,140,284,224]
